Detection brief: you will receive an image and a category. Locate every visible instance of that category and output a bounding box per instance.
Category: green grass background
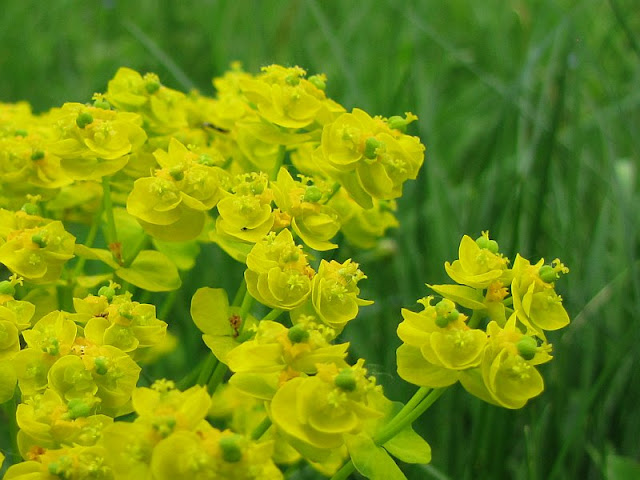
[1,0,639,478]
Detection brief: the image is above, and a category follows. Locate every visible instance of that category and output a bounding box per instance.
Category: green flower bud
[364,137,383,159]
[303,186,323,203]
[387,116,408,132]
[308,75,326,90]
[76,112,94,129]
[517,336,538,361]
[14,129,28,137]
[97,286,115,302]
[94,356,109,375]
[287,323,309,343]
[31,150,45,161]
[21,203,40,216]
[169,166,184,181]
[334,369,357,392]
[0,281,15,296]
[31,233,47,248]
[219,434,243,463]
[67,398,92,419]
[538,265,557,284]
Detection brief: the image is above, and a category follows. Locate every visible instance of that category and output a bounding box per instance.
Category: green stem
[206,361,227,394]
[123,234,150,267]
[374,388,447,446]
[262,308,284,322]
[379,387,431,433]
[196,354,218,386]
[467,310,484,329]
[176,355,208,390]
[158,290,178,320]
[270,145,286,181]
[101,175,121,265]
[73,204,103,277]
[250,416,272,440]
[330,387,448,480]
[232,279,247,307]
[324,182,342,203]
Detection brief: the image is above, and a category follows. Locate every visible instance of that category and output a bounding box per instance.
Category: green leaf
[115,250,181,292]
[428,284,486,310]
[74,245,119,269]
[190,287,231,336]
[383,424,431,464]
[346,433,407,480]
[153,238,200,271]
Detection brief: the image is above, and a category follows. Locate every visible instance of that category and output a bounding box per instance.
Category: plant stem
[374,388,447,446]
[262,308,284,322]
[329,387,448,480]
[251,416,272,440]
[101,175,121,265]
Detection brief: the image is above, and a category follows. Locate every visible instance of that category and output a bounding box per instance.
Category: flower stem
[262,308,284,322]
[250,416,272,440]
[101,175,121,265]
[329,387,448,480]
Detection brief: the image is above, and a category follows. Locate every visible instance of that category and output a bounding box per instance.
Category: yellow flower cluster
[397,232,570,409]
[0,64,572,480]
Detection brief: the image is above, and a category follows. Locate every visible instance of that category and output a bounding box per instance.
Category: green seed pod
[93,98,111,109]
[97,286,115,302]
[21,203,40,216]
[538,265,557,284]
[364,137,383,159]
[31,150,45,161]
[435,298,455,317]
[435,315,450,328]
[334,369,357,392]
[94,357,109,375]
[169,166,184,181]
[517,336,538,361]
[76,112,94,129]
[308,75,326,90]
[0,281,16,296]
[387,115,408,132]
[303,185,323,203]
[31,233,47,248]
[446,309,460,323]
[219,434,243,463]
[288,324,309,343]
[67,398,92,419]
[145,79,160,94]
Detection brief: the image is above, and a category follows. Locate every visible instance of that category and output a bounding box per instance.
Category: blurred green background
[2,0,639,478]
